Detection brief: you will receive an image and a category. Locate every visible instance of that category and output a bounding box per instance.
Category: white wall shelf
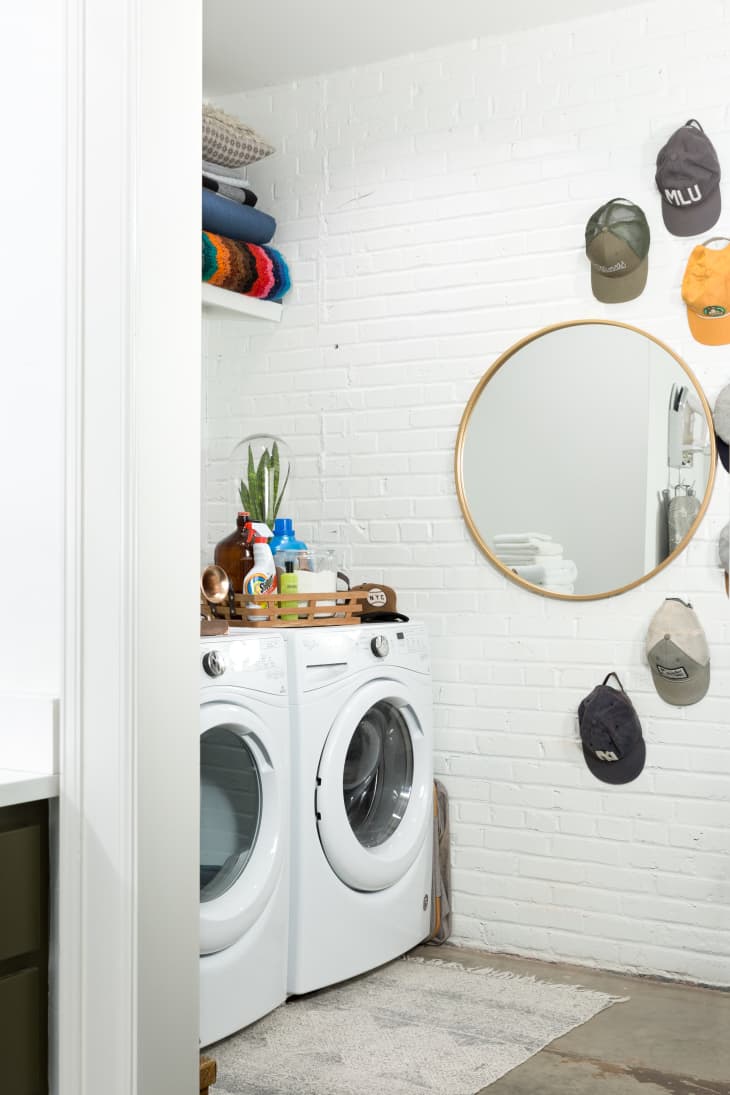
[202,282,283,321]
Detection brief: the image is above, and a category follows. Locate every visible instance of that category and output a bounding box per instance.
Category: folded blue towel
[202,188,276,245]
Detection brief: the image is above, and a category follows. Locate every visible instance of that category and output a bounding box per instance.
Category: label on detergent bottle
[245,571,276,596]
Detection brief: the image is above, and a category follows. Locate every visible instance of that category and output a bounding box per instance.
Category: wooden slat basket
[201,589,368,628]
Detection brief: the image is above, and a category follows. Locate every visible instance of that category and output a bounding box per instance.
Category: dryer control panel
[356,622,430,674]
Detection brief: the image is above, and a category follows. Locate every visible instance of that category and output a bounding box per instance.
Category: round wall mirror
[455,321,716,600]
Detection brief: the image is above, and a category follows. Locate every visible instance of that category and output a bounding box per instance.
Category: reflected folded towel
[495,543,564,563]
[543,582,575,594]
[202,231,291,301]
[512,561,578,584]
[494,533,553,544]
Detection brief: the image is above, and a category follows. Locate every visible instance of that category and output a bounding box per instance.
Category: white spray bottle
[243,535,278,596]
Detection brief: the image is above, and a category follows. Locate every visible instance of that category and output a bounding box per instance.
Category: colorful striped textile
[202,231,291,301]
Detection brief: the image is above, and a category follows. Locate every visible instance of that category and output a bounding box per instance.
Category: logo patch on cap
[655,664,689,680]
[702,305,726,316]
[664,185,703,206]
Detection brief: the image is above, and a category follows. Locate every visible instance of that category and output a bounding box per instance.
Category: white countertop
[0,693,59,807]
[0,768,59,808]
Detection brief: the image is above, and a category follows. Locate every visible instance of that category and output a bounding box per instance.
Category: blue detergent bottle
[269,518,308,569]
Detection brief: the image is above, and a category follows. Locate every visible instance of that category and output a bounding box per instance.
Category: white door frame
[58,0,201,1092]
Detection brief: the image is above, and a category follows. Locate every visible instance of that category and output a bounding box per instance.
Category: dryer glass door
[200,726,261,903]
[344,700,413,848]
[316,679,430,892]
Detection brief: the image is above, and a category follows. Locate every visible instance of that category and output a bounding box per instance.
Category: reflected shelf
[202,283,283,322]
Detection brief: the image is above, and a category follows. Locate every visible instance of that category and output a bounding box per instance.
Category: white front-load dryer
[199,632,289,1046]
[286,620,433,996]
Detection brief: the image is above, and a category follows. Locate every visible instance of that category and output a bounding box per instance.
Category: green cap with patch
[585,198,650,304]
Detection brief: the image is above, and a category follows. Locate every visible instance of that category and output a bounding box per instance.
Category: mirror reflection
[456,322,715,600]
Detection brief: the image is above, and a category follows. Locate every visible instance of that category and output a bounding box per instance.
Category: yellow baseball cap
[681,237,730,345]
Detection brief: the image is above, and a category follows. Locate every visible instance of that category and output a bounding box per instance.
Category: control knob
[202,650,226,678]
[371,635,389,659]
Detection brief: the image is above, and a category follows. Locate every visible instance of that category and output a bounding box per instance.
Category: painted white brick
[208,2,730,987]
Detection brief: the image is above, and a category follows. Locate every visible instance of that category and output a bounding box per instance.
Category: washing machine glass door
[199,701,283,955]
[316,679,430,892]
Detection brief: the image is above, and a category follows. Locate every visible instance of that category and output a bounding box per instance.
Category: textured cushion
[202,103,274,168]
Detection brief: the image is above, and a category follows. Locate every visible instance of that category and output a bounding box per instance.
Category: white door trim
[58,0,201,1091]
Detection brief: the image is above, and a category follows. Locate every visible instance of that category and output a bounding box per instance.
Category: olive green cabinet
[0,800,49,1095]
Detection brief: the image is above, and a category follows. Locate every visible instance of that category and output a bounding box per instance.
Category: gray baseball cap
[719,523,729,572]
[585,198,650,303]
[714,383,730,472]
[655,119,721,237]
[646,598,710,706]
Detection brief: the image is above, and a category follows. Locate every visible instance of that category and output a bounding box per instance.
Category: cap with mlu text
[646,598,710,706]
[655,118,721,237]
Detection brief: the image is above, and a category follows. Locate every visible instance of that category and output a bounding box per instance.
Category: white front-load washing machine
[286,620,433,996]
[199,632,289,1046]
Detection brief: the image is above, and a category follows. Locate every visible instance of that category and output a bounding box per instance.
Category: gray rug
[211,956,625,1094]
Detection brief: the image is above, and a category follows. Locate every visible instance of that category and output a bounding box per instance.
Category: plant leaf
[271,442,281,513]
[273,464,290,521]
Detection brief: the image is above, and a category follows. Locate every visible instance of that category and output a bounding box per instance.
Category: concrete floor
[411,944,730,1095]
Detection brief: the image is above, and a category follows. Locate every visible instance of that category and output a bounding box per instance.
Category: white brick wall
[204,0,730,985]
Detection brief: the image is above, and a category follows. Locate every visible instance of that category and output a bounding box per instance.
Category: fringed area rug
[211,956,626,1094]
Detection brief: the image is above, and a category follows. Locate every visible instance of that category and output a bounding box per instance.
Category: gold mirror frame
[455,320,717,602]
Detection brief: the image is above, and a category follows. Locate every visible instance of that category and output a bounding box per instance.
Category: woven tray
[201,589,367,628]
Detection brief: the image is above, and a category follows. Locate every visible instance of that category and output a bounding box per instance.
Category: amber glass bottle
[214,512,254,593]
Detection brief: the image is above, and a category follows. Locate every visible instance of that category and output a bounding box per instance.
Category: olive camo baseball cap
[646,598,710,706]
[585,198,650,303]
[655,119,721,237]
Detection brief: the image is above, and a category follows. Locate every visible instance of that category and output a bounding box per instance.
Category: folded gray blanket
[202,158,250,182]
[203,175,257,206]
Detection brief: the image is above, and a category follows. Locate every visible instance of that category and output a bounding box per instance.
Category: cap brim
[649,661,710,705]
[687,306,730,346]
[717,435,730,472]
[591,256,648,303]
[582,737,646,785]
[662,185,721,237]
[360,611,410,624]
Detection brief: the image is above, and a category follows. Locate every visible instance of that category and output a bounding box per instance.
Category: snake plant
[238,440,290,528]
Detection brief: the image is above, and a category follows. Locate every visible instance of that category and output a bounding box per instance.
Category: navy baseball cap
[578,672,646,784]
